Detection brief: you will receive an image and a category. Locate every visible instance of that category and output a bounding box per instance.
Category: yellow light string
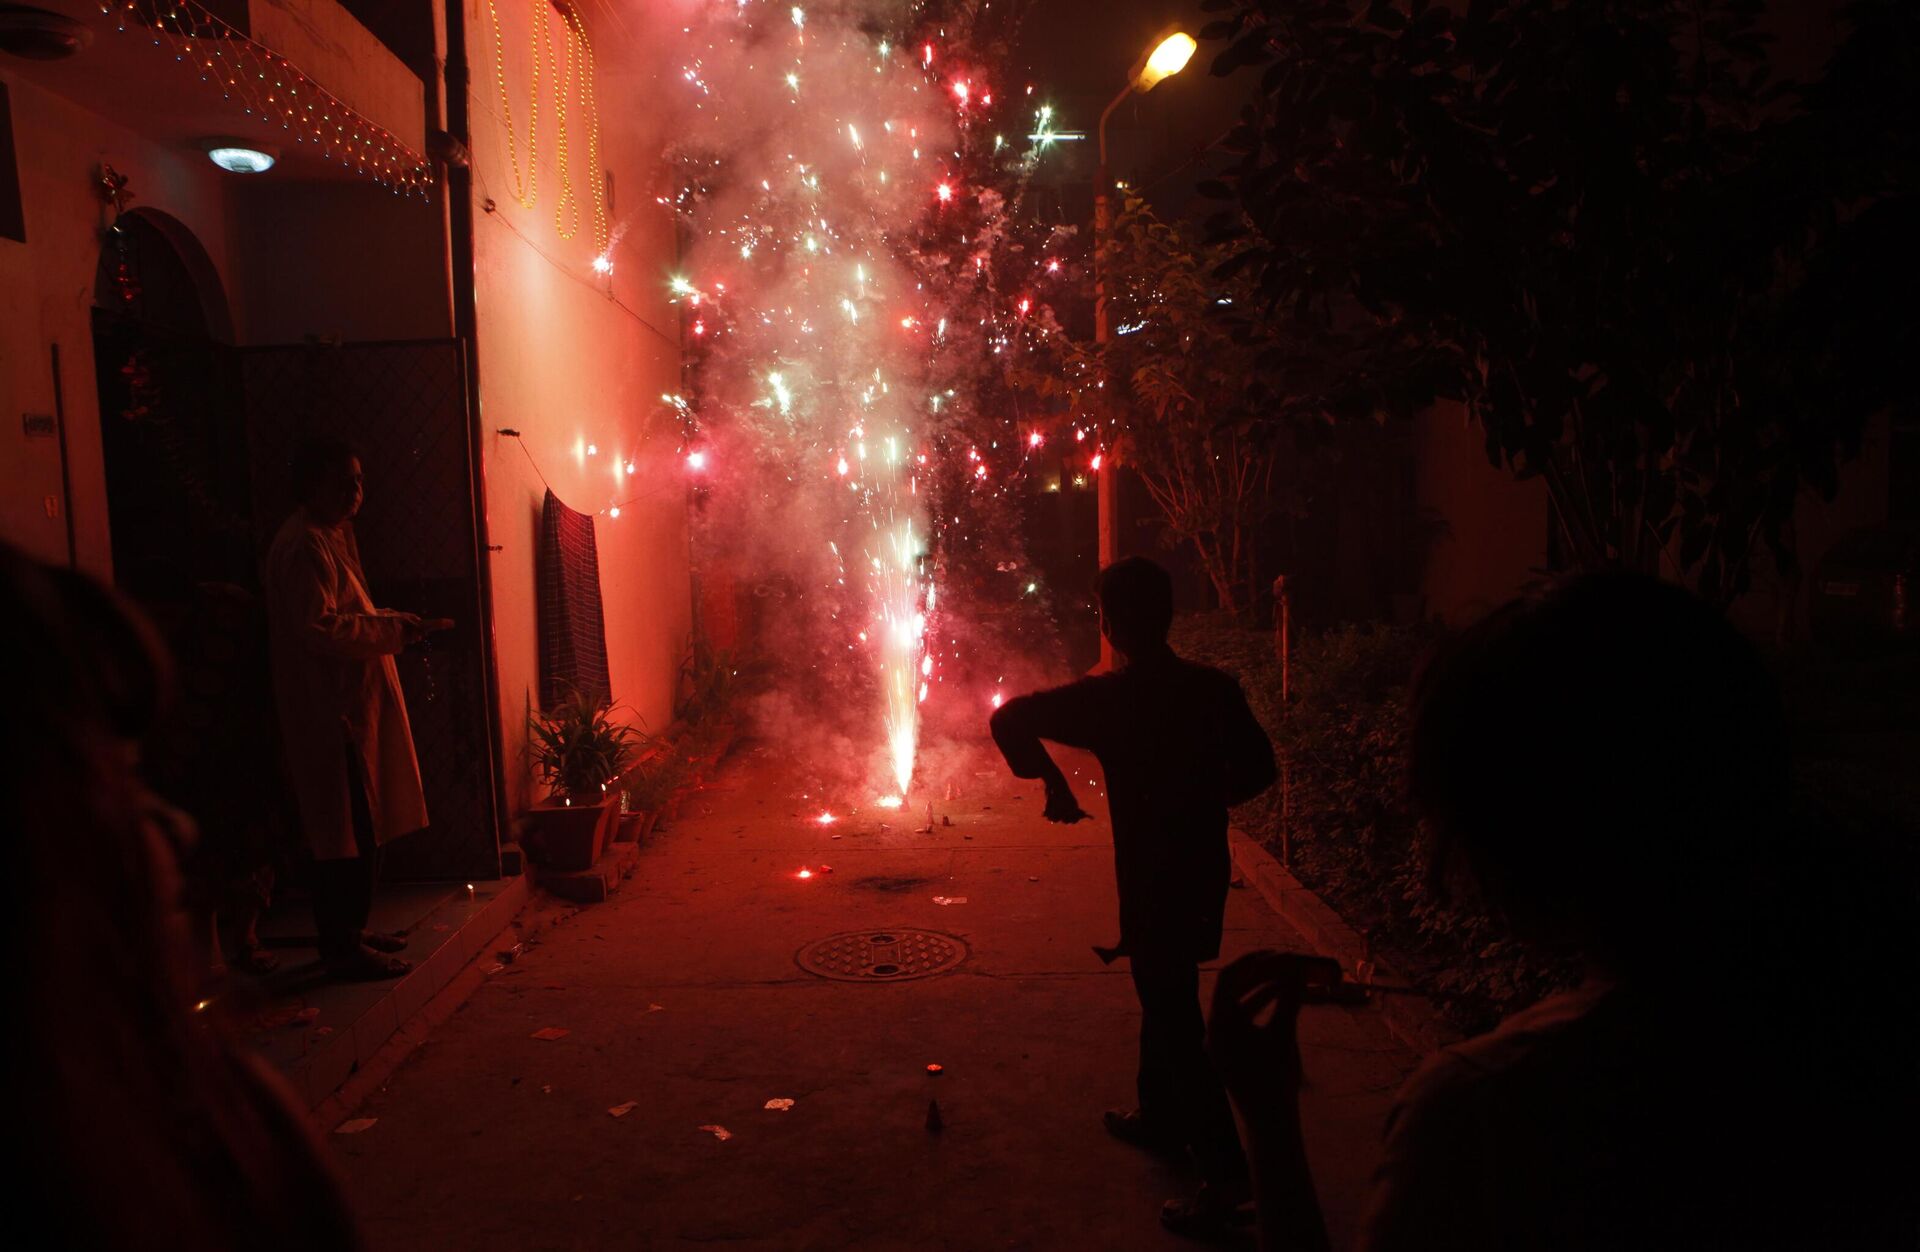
[559,3,610,255]
[552,7,579,240]
[486,0,542,208]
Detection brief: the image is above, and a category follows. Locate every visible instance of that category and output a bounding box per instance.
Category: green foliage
[622,745,686,814]
[528,690,643,804]
[1198,0,1920,605]
[1017,201,1326,616]
[676,634,739,727]
[1174,614,1581,1033]
[681,714,736,765]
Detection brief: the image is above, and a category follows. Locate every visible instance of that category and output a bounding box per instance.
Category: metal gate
[240,340,500,882]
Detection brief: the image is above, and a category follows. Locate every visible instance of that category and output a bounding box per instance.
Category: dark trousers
[1130,953,1249,1191]
[312,746,379,963]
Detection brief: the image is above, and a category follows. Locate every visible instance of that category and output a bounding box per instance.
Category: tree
[1021,198,1319,616]
[1199,0,1919,605]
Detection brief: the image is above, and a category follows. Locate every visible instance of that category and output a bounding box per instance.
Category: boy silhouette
[990,557,1277,1238]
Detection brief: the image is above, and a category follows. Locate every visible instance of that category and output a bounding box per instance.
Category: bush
[622,746,686,815]
[1173,615,1581,1035]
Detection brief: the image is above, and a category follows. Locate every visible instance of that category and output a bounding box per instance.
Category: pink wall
[0,70,242,577]
[462,0,690,811]
[1413,400,1549,625]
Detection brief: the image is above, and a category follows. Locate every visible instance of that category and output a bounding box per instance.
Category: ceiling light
[206,145,277,174]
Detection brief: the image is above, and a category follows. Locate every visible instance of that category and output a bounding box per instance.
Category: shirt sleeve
[1359,1054,1501,1252]
[988,680,1105,779]
[1220,677,1278,806]
[273,535,408,660]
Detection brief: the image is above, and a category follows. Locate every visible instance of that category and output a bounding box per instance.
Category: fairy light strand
[104,0,431,195]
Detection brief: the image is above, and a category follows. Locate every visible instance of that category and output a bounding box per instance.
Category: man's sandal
[361,930,409,954]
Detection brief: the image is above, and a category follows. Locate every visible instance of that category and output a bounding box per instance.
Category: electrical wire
[467,121,679,348]
[496,427,685,519]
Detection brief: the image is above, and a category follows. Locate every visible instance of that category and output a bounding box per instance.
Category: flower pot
[522,797,618,872]
[615,810,657,844]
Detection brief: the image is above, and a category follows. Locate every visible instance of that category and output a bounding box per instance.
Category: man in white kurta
[265,441,447,979]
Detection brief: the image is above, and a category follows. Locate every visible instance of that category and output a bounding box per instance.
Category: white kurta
[264,509,429,861]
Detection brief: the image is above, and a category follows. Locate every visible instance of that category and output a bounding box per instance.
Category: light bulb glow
[208,146,276,174]
[1137,32,1197,90]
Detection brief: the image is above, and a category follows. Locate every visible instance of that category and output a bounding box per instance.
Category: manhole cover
[796,929,969,982]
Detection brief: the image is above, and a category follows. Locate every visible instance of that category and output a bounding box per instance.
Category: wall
[1413,400,1548,625]
[227,178,449,344]
[0,68,242,576]
[461,0,690,812]
[251,0,427,153]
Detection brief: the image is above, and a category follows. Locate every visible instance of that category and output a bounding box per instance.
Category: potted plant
[676,635,744,768]
[523,691,640,871]
[620,744,684,840]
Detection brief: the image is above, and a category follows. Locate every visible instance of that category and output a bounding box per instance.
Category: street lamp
[1092,29,1197,669]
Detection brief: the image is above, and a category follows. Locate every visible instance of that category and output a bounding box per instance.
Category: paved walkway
[333,745,1419,1251]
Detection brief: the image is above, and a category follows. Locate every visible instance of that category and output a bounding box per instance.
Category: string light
[487,0,541,207]
[105,0,430,195]
[487,0,611,254]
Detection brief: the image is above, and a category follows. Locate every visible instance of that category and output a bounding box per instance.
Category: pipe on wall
[442,0,511,875]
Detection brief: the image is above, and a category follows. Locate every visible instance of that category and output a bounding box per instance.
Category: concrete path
[333,745,1419,1251]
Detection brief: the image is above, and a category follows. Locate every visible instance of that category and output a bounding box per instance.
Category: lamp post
[1092,29,1197,670]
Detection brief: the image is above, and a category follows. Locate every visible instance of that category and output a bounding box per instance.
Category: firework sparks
[665,2,1062,803]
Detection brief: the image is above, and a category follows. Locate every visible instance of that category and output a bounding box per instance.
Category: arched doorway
[91,207,250,599]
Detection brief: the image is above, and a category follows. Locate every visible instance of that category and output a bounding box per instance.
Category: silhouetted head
[1410,572,1788,976]
[291,437,363,525]
[2,540,361,1250]
[1097,557,1174,659]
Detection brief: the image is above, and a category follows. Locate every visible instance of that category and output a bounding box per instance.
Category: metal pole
[49,344,77,567]
[1092,83,1129,673]
[1274,574,1292,866]
[444,0,509,876]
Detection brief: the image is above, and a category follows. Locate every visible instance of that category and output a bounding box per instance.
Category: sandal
[1160,1185,1254,1242]
[325,947,413,982]
[230,944,281,976]
[361,930,409,954]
